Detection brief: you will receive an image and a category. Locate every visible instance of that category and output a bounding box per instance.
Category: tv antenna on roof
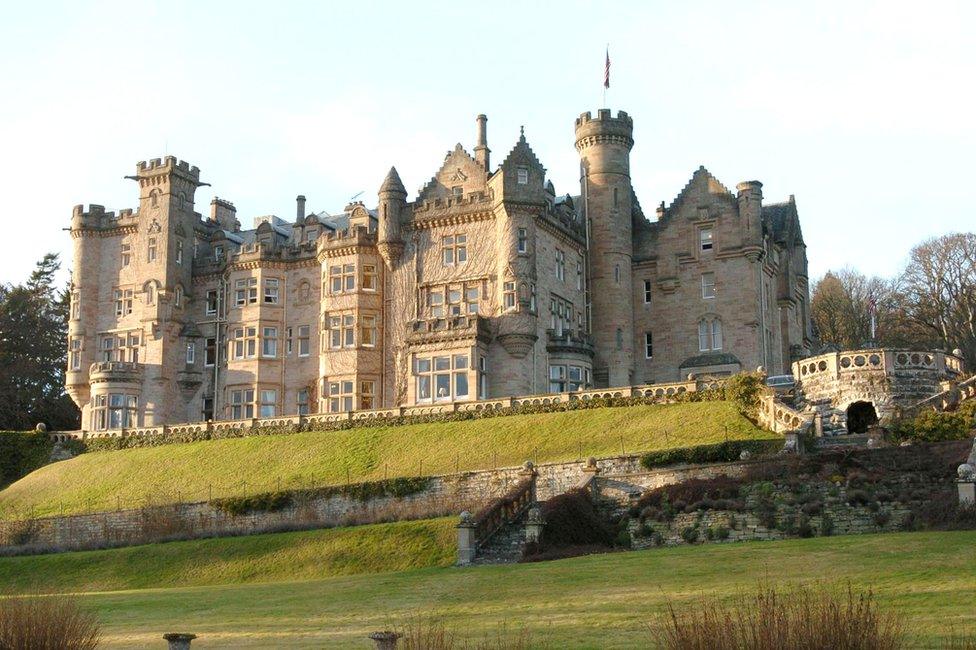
[349,191,364,202]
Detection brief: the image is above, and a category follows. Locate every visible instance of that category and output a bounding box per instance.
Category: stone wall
[624,482,915,549]
[0,453,647,555]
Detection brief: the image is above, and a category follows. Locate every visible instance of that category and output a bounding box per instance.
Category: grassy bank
[0,401,767,519]
[1,530,971,648]
[0,518,456,592]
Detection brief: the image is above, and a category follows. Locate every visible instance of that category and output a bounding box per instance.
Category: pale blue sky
[1,0,973,285]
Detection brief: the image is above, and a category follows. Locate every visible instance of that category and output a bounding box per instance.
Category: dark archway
[846,401,878,433]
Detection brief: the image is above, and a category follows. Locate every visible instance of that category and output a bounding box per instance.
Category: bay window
[92,393,137,430]
[415,354,469,402]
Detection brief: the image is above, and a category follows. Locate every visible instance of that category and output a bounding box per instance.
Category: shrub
[522,489,615,560]
[651,582,903,650]
[720,372,765,418]
[395,615,536,649]
[0,594,100,650]
[873,511,891,528]
[892,409,973,443]
[638,476,743,515]
[640,439,783,470]
[796,514,814,538]
[615,530,632,548]
[0,432,53,489]
[651,531,665,547]
[819,513,835,537]
[680,526,699,544]
[212,477,431,515]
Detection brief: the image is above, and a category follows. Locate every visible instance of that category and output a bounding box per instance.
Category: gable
[417,144,488,202]
[663,166,736,220]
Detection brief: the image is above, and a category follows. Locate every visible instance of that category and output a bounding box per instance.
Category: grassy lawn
[0,518,456,592]
[1,530,971,648]
[0,401,767,518]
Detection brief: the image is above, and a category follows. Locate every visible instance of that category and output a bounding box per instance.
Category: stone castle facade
[66,108,812,431]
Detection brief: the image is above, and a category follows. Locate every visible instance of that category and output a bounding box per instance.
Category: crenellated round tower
[575,109,635,388]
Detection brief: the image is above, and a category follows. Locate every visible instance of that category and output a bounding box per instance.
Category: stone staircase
[472,509,530,565]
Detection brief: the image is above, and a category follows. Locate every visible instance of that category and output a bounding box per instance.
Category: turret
[736,180,763,249]
[377,166,407,265]
[474,114,490,171]
[575,109,636,388]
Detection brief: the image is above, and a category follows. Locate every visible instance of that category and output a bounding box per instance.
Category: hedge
[0,432,54,489]
[639,438,784,470]
[211,477,431,516]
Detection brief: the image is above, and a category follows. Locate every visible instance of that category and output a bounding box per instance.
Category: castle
[66,108,812,431]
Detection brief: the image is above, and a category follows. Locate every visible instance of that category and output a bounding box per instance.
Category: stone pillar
[814,412,824,437]
[368,631,402,649]
[163,633,196,650]
[525,505,545,543]
[456,511,476,566]
[958,463,975,506]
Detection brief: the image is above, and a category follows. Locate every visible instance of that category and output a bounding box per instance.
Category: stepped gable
[416,143,488,202]
[660,166,736,220]
[498,127,546,174]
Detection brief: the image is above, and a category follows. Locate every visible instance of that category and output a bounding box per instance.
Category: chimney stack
[296,195,306,223]
[474,114,490,171]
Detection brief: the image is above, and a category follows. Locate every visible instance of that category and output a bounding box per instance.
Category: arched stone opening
[846,401,878,434]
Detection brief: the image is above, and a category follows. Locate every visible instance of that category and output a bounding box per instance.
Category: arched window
[300,281,310,302]
[174,286,184,308]
[149,189,159,207]
[144,281,156,305]
[614,264,620,283]
[698,317,723,352]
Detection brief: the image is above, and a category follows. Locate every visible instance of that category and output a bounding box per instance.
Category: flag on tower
[604,48,611,89]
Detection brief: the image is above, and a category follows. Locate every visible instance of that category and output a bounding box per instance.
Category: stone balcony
[88,361,144,385]
[545,329,594,357]
[407,314,493,346]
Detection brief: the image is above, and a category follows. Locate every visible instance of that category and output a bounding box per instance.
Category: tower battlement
[574,109,634,148]
[135,155,201,182]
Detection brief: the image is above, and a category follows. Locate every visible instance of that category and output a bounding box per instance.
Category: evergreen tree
[0,253,80,431]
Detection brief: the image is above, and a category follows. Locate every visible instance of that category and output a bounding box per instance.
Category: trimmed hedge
[0,432,54,489]
[639,438,783,470]
[211,477,431,516]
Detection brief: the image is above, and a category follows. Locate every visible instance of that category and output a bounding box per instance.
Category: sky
[0,0,973,286]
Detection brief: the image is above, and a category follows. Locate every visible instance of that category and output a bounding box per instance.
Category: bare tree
[810,268,918,350]
[900,232,976,366]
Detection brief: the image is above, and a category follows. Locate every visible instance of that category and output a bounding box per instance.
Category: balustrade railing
[472,477,534,547]
[58,378,704,440]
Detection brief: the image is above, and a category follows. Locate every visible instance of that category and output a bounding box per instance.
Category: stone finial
[959,464,975,480]
[586,456,597,469]
[687,373,696,381]
[163,633,197,650]
[756,366,767,376]
[952,348,964,358]
[34,422,47,433]
[458,510,474,526]
[369,631,402,650]
[739,450,752,460]
[523,460,534,471]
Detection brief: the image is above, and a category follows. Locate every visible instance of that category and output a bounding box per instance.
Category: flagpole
[603,44,609,108]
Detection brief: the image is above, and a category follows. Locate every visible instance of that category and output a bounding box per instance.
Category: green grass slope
[2,530,972,648]
[0,401,767,518]
[0,518,456,592]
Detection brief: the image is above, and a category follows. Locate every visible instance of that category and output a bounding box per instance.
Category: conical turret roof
[379,166,406,195]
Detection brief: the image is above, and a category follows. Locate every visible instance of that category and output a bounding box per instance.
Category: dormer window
[517,168,528,185]
[451,186,463,198]
[306,229,317,242]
